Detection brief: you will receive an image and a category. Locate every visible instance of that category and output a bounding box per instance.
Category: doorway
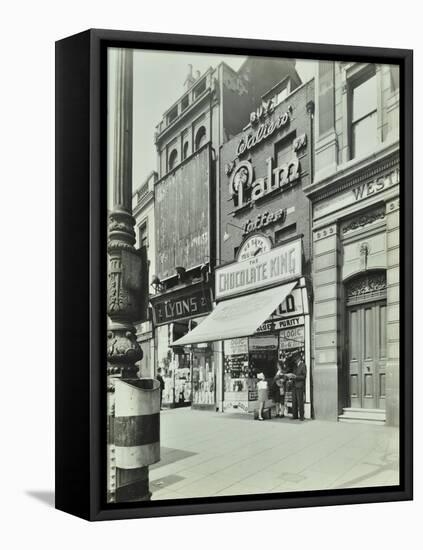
[345,271,387,411]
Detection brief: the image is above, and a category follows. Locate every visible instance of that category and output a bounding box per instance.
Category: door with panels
[346,272,387,410]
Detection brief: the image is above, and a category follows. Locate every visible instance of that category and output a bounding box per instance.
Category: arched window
[183,141,189,160]
[168,149,178,171]
[195,126,207,151]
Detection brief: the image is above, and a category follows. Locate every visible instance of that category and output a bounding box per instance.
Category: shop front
[221,276,311,417]
[172,237,312,419]
[151,282,215,409]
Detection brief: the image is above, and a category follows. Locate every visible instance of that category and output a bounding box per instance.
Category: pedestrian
[271,362,286,417]
[290,352,307,421]
[256,372,268,421]
[156,368,165,410]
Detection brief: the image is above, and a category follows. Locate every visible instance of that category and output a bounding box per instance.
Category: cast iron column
[107,48,149,502]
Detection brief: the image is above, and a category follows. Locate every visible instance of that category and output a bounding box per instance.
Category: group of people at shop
[256,350,307,421]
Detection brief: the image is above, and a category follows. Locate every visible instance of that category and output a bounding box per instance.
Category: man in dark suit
[156,368,165,410]
[291,353,306,421]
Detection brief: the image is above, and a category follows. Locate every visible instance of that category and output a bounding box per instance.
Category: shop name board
[352,169,399,201]
[249,334,278,350]
[256,315,304,333]
[152,288,212,326]
[216,239,302,299]
[229,156,300,212]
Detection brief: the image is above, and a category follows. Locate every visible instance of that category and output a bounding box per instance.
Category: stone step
[339,408,386,425]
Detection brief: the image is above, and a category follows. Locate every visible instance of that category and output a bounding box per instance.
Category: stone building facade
[304,61,400,425]
[132,170,157,379]
[151,58,302,409]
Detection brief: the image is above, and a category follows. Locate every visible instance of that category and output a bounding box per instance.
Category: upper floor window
[168,149,178,170]
[195,126,207,151]
[183,141,189,160]
[167,106,178,125]
[139,222,148,249]
[275,86,288,105]
[351,71,378,159]
[181,95,189,111]
[390,66,400,92]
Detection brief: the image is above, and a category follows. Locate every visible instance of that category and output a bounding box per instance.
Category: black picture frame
[55,28,413,521]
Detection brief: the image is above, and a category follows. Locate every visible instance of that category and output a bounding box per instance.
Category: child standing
[257,372,268,421]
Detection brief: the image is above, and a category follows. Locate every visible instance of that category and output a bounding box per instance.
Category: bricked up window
[275,132,296,167]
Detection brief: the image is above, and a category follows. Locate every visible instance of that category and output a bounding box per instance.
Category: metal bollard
[113,378,160,501]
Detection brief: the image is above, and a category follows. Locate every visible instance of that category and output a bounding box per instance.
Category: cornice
[304,141,400,203]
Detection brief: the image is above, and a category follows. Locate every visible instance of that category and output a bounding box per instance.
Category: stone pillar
[107,48,149,503]
[312,223,341,420]
[385,196,400,426]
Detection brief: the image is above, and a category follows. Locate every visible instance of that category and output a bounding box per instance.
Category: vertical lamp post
[107,48,159,503]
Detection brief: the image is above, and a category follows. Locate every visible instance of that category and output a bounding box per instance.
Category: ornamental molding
[314,224,337,241]
[305,148,399,202]
[341,207,385,235]
[346,272,387,300]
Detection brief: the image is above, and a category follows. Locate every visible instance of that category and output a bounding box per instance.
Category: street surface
[150,408,399,500]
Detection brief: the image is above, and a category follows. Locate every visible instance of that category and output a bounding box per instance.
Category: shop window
[168,148,178,170]
[195,126,207,151]
[350,70,378,159]
[275,223,297,245]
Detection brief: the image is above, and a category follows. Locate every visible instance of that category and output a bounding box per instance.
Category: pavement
[149,408,400,500]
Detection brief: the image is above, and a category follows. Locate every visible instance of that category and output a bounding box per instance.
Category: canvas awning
[171,281,297,347]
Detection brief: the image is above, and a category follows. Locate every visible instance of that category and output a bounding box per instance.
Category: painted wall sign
[242,208,287,236]
[279,325,305,350]
[236,110,291,156]
[314,168,399,221]
[249,334,278,350]
[152,286,212,326]
[224,338,249,356]
[155,145,210,279]
[237,234,272,261]
[229,156,300,212]
[216,238,302,300]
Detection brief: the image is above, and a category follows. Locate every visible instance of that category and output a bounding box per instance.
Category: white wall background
[0,1,420,548]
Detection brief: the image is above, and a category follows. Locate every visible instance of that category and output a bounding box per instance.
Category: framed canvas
[55,29,413,521]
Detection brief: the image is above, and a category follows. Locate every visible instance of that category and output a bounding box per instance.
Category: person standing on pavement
[290,352,307,421]
[256,372,268,421]
[271,362,286,417]
[156,368,165,410]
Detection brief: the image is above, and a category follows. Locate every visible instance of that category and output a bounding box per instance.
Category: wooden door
[347,301,386,409]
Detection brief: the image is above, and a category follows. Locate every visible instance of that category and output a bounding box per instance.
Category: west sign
[215,238,302,300]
